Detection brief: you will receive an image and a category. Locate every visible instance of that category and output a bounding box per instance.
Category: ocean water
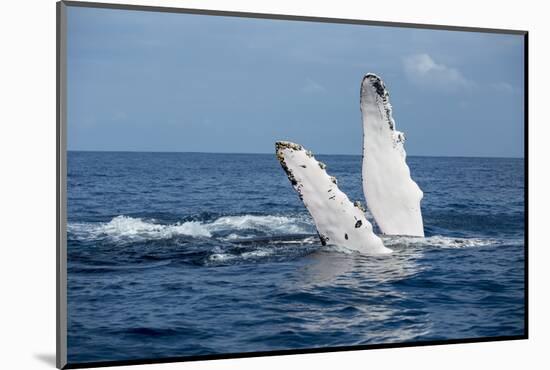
[66,152,525,364]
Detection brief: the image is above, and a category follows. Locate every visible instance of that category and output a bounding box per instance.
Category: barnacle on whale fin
[353,200,366,213]
[361,73,395,131]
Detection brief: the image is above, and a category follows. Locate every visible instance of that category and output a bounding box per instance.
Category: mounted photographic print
[56,1,528,368]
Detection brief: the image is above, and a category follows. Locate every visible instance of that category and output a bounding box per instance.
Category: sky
[67,6,525,157]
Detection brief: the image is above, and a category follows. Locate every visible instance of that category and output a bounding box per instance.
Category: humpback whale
[360,74,424,237]
[275,74,424,252]
[276,141,391,254]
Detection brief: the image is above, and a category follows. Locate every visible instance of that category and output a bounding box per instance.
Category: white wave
[241,249,274,258]
[68,215,517,250]
[68,214,313,243]
[207,249,274,264]
[276,236,318,245]
[381,235,500,249]
[208,215,311,234]
[68,215,212,242]
[221,233,249,241]
[208,253,236,262]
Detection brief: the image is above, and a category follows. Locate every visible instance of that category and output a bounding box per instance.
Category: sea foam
[67,215,513,251]
[382,235,503,249]
[68,214,313,244]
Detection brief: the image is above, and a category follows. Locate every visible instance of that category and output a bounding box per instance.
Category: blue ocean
[66,151,525,364]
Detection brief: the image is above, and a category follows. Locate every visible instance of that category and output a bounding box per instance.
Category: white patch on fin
[276,141,391,254]
[360,73,424,237]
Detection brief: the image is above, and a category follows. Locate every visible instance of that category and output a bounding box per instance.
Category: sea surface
[67,152,525,364]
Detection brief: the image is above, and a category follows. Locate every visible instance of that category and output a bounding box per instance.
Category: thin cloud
[403,54,473,91]
[112,111,128,122]
[301,79,327,94]
[491,81,519,94]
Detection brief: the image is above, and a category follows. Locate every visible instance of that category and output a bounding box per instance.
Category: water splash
[68,214,314,244]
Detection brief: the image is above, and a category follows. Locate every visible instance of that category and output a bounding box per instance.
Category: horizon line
[66,149,525,160]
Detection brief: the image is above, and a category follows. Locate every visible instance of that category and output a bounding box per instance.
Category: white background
[1,0,548,369]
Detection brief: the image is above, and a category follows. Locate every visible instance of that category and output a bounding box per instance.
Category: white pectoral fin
[360,73,424,237]
[276,141,391,254]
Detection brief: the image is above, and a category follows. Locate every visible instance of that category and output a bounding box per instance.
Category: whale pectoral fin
[360,74,424,237]
[275,141,391,254]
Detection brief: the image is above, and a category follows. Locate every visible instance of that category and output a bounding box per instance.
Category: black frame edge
[523,32,529,338]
